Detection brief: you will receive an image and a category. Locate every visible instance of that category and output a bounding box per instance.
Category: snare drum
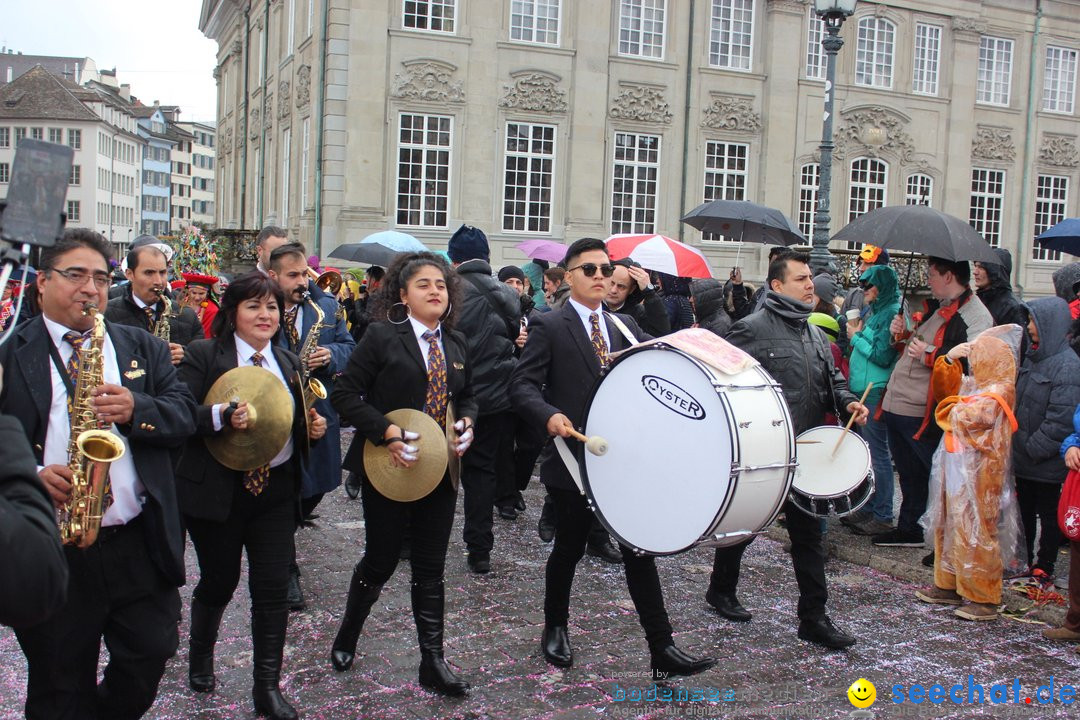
[580,342,795,555]
[790,426,874,517]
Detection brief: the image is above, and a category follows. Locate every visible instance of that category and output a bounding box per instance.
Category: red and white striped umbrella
[604,234,713,279]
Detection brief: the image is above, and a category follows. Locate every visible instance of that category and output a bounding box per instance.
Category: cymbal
[364,409,447,502]
[446,405,460,491]
[204,366,294,471]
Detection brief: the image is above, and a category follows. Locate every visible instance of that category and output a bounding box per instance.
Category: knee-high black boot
[330,568,383,672]
[251,609,298,720]
[412,579,470,696]
[188,599,226,693]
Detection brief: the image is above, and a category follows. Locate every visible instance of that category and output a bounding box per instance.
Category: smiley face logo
[847,678,876,708]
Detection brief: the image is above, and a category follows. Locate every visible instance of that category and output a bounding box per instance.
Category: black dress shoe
[344,471,361,500]
[287,567,306,612]
[514,497,526,512]
[467,552,490,574]
[798,616,856,650]
[650,645,717,679]
[498,505,518,520]
[922,551,935,568]
[541,625,573,667]
[704,589,751,622]
[586,540,623,564]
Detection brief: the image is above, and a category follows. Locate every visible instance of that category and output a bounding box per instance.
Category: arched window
[905,173,933,206]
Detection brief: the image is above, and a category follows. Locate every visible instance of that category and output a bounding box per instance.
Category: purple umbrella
[513,239,569,263]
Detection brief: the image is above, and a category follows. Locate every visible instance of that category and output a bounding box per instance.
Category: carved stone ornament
[295,65,311,108]
[278,80,291,120]
[212,65,222,81]
[765,0,808,14]
[952,17,987,35]
[833,107,914,163]
[609,85,672,124]
[702,95,762,133]
[263,94,274,131]
[971,126,1015,162]
[1039,135,1080,168]
[390,60,465,103]
[249,107,261,141]
[231,40,242,58]
[223,126,233,156]
[499,73,568,114]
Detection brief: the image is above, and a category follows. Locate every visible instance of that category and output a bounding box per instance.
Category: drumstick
[566,428,609,456]
[831,383,873,458]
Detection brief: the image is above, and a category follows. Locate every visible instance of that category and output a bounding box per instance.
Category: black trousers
[462,410,513,554]
[1016,477,1063,573]
[15,516,181,720]
[497,412,547,509]
[185,465,297,614]
[884,411,942,536]
[357,474,456,585]
[709,499,828,621]
[544,487,673,651]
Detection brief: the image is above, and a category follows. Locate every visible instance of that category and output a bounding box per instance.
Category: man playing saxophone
[267,242,355,609]
[105,243,204,364]
[0,229,197,720]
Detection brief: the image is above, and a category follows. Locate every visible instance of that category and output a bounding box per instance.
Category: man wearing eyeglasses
[0,229,196,719]
[510,237,717,680]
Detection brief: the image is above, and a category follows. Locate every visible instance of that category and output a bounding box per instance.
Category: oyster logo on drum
[641,376,706,420]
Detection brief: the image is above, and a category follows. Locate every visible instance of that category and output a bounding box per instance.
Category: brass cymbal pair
[364,408,463,502]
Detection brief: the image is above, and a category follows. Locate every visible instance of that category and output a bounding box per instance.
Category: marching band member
[0,229,196,719]
[509,237,717,679]
[175,272,326,720]
[180,273,221,339]
[329,251,477,696]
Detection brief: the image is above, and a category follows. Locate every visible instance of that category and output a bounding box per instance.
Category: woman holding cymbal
[330,251,477,696]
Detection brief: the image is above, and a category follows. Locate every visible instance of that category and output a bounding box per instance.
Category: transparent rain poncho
[920,325,1027,602]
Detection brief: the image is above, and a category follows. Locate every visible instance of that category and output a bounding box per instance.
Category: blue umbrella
[361,230,427,252]
[329,231,429,266]
[1035,218,1080,256]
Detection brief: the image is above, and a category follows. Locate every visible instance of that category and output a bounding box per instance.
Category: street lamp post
[809,0,858,277]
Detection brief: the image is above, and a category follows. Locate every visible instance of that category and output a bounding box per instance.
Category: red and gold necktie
[242,351,271,496]
[589,313,609,367]
[422,329,448,430]
[143,305,156,331]
[62,331,90,419]
[284,305,301,353]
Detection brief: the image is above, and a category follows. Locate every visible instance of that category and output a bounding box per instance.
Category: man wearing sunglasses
[0,229,196,719]
[511,237,716,680]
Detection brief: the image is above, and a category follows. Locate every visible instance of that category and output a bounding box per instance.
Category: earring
[439,301,453,321]
[387,302,411,325]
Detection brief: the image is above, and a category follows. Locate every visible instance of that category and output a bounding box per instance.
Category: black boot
[251,609,298,720]
[188,598,226,693]
[412,579,470,696]
[330,569,383,672]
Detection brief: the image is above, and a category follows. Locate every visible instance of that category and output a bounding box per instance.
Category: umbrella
[680,199,805,267]
[513,239,569,263]
[1035,218,1080,256]
[328,230,428,266]
[831,205,1001,265]
[605,234,713,279]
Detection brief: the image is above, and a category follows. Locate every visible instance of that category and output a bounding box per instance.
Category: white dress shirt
[211,336,294,468]
[42,315,144,526]
[408,315,444,369]
[567,297,611,349]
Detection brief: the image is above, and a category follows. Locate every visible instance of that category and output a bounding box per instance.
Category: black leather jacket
[455,260,521,415]
[725,297,857,435]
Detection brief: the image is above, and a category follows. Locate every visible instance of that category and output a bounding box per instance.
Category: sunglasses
[568,263,615,278]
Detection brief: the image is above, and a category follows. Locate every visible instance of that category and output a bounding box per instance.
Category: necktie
[589,313,609,366]
[422,329,448,430]
[62,331,90,420]
[243,351,271,496]
[284,305,301,352]
[143,305,156,331]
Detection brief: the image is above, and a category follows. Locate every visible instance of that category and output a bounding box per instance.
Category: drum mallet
[566,428,609,456]
[831,382,873,458]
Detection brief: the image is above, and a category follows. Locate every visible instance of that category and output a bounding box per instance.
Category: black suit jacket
[105,285,205,348]
[332,320,478,474]
[509,302,648,491]
[175,336,309,522]
[0,316,197,587]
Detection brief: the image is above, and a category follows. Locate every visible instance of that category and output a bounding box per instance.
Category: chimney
[119,83,130,101]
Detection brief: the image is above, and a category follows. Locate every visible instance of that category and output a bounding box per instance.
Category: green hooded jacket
[848,264,901,406]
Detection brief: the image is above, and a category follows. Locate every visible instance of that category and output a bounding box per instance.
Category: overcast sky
[3,0,218,121]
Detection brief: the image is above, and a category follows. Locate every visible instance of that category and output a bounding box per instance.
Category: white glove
[453,419,474,455]
[397,430,421,462]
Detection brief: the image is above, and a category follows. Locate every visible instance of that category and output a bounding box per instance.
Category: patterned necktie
[422,329,448,430]
[142,305,156,331]
[243,351,271,496]
[63,331,90,420]
[589,313,609,367]
[284,305,301,352]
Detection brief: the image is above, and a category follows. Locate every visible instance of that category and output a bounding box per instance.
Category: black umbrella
[328,242,401,267]
[681,199,805,268]
[831,205,1001,265]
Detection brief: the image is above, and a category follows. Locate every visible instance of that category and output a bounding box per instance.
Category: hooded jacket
[689,278,733,338]
[520,261,548,310]
[455,259,521,415]
[977,248,1027,328]
[848,264,901,407]
[1013,296,1080,484]
[1051,262,1080,304]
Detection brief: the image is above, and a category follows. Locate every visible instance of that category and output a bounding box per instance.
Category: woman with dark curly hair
[329,252,478,696]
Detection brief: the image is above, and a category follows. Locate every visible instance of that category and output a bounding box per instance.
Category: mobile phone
[0,139,74,248]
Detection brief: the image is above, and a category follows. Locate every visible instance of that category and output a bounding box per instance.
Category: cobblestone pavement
[2,431,1078,719]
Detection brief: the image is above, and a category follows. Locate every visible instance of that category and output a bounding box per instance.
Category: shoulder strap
[603,311,639,348]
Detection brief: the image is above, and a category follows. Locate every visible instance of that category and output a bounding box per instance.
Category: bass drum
[580,342,795,555]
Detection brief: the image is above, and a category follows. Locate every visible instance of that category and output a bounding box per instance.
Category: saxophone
[58,303,128,548]
[152,288,171,343]
[297,291,328,412]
